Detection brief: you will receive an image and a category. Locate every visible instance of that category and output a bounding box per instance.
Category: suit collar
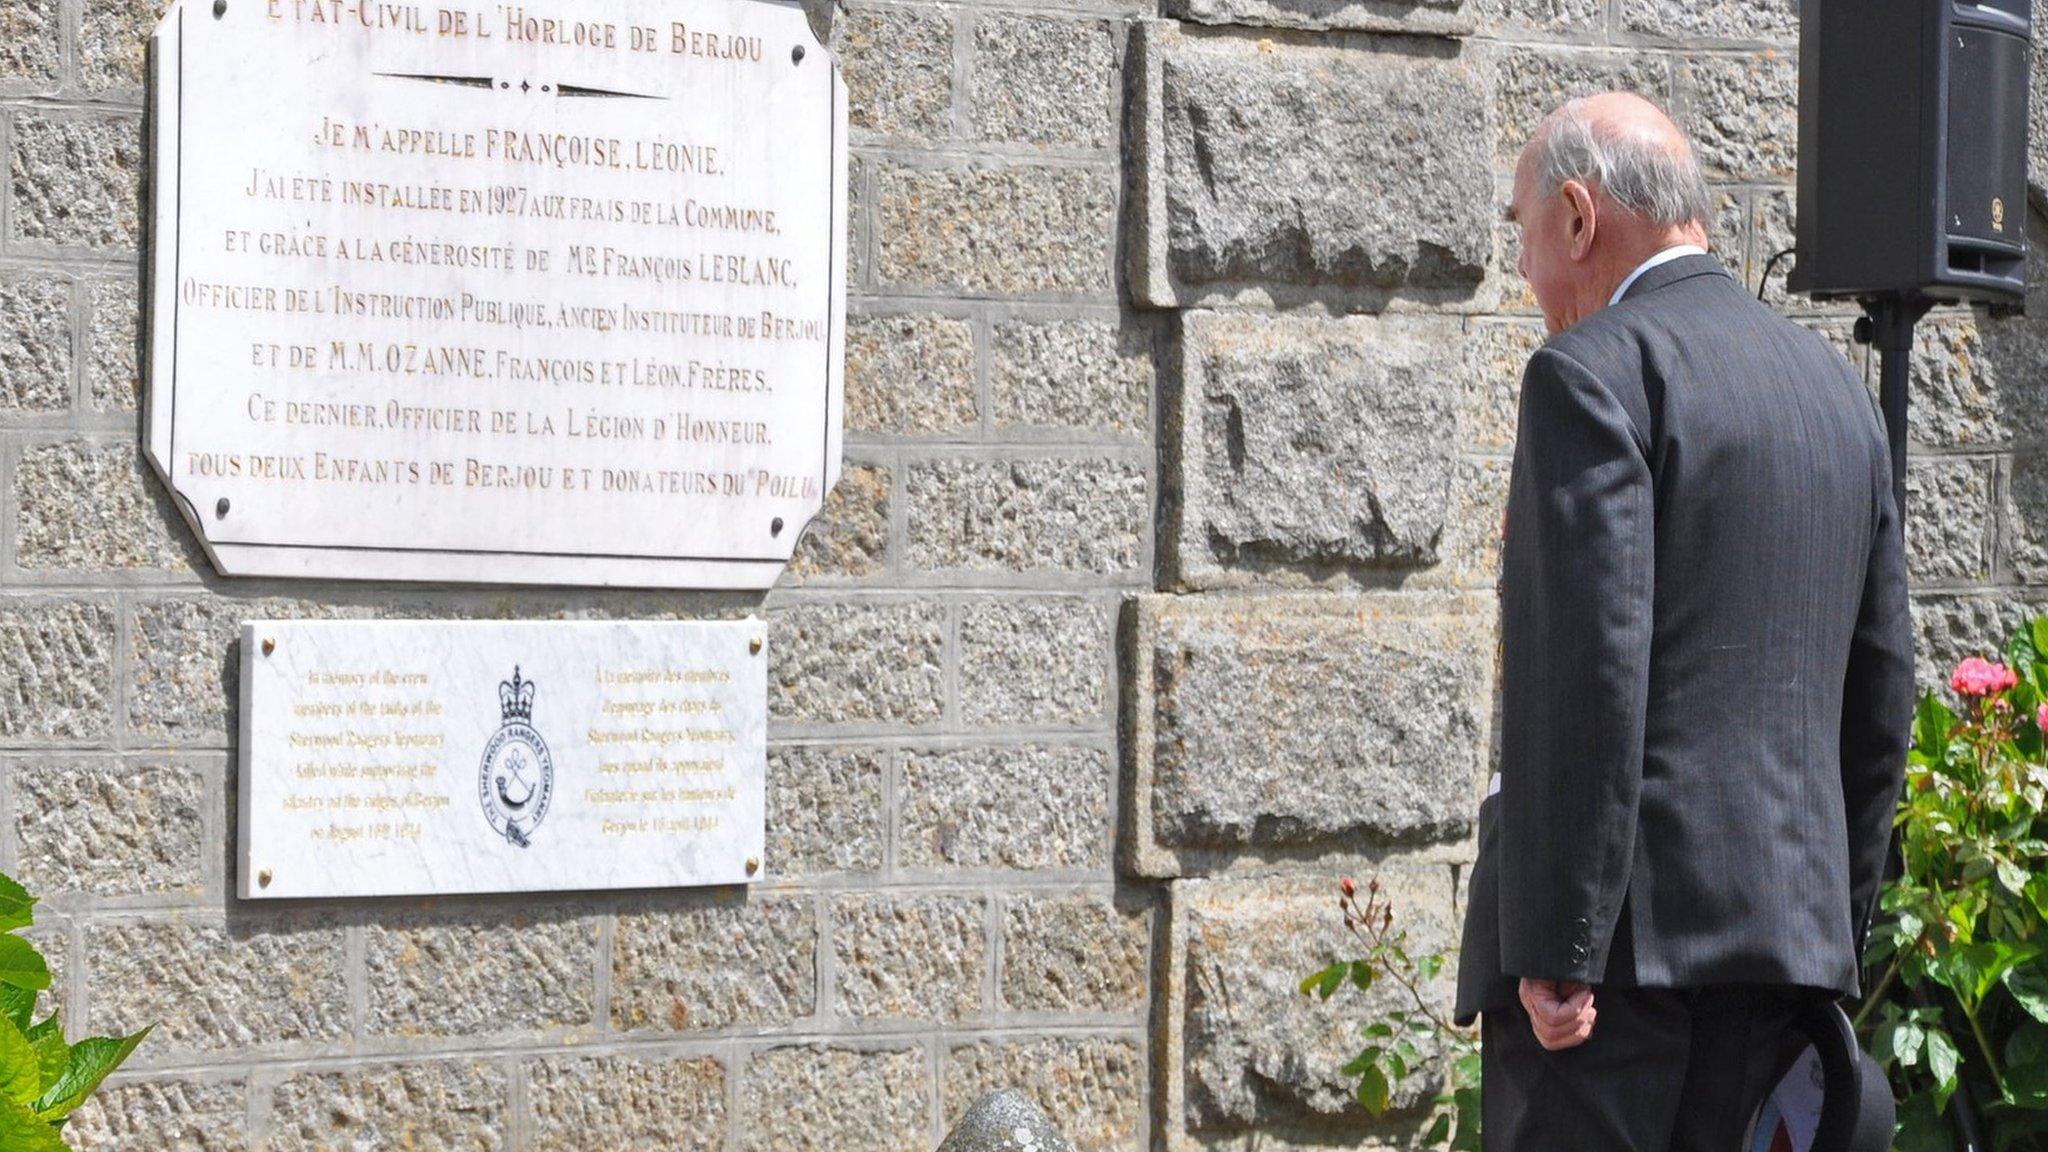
[1617,251,1736,304]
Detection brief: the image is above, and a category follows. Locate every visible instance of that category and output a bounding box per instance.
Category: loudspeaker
[1790,0,2032,305]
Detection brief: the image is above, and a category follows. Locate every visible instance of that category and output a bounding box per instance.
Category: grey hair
[1535,97,1713,230]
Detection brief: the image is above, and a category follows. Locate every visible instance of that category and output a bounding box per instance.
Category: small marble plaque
[238,619,767,898]
[146,0,846,589]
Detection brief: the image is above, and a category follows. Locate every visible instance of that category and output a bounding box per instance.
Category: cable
[1757,247,1798,301]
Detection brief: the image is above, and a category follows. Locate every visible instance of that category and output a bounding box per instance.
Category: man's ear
[1562,180,1598,262]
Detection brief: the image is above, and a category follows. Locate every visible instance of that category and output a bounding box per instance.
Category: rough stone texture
[937,1088,1079,1152]
[1459,321,1541,454]
[837,4,954,144]
[266,1062,506,1152]
[0,275,72,411]
[972,14,1118,150]
[1621,0,1796,42]
[9,110,145,250]
[363,912,598,1037]
[899,744,1112,872]
[87,919,348,1057]
[68,1077,248,1151]
[2008,454,2048,585]
[80,0,158,93]
[738,1046,930,1152]
[1495,47,1672,167]
[0,599,116,745]
[877,163,1118,297]
[906,458,1149,576]
[128,598,339,746]
[88,279,140,412]
[958,598,1111,727]
[1916,311,2015,449]
[833,892,987,1020]
[611,896,817,1032]
[1429,456,1513,591]
[1680,52,1799,182]
[16,441,193,571]
[527,1054,725,1152]
[1169,871,1457,1132]
[768,601,945,727]
[788,463,890,582]
[13,759,205,898]
[945,1038,1145,1152]
[765,744,886,876]
[991,318,1153,439]
[1133,24,1494,310]
[1472,0,1604,35]
[999,892,1148,1012]
[0,0,59,91]
[1170,311,1464,587]
[846,314,978,436]
[1903,458,1995,584]
[1163,0,1472,34]
[1127,593,1493,877]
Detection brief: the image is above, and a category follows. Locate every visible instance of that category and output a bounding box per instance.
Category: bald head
[1523,92,1712,232]
[1506,92,1714,333]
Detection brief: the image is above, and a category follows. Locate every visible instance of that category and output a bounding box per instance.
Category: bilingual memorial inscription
[146,0,847,588]
[238,619,767,898]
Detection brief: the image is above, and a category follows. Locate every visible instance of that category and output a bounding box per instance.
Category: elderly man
[1452,93,1915,1148]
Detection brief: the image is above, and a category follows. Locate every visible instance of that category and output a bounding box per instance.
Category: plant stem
[1853,946,1916,1031]
[1964,1002,2004,1084]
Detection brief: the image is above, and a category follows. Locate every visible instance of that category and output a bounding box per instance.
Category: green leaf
[0,1021,38,1107]
[0,1095,64,1152]
[1423,1113,1451,1146]
[1300,963,1347,1000]
[1927,1028,1961,1113]
[0,876,35,936]
[1915,694,1957,759]
[1350,964,1376,993]
[0,939,49,995]
[1339,1047,1382,1077]
[2009,966,2048,1023]
[0,988,32,1036]
[1355,1062,1390,1118]
[31,1027,149,1122]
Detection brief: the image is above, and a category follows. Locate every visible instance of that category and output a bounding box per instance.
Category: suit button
[1570,944,1589,964]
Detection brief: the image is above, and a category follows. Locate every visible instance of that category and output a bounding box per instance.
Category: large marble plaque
[238,619,767,898]
[147,0,846,589]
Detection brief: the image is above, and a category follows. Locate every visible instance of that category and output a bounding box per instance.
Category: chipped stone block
[765,744,886,876]
[13,758,205,898]
[999,891,1148,1013]
[972,14,1118,149]
[833,892,986,1021]
[527,1053,725,1152]
[363,911,598,1038]
[906,458,1148,577]
[1163,0,1471,34]
[1125,592,1493,878]
[1130,22,1494,311]
[738,1046,930,1152]
[267,1062,507,1151]
[900,744,1112,872]
[611,895,817,1032]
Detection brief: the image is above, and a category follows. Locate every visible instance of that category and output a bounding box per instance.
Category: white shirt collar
[1608,244,1709,307]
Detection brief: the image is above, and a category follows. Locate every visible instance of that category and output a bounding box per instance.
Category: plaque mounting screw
[749,636,763,655]
[215,498,230,520]
[257,868,272,889]
[212,0,225,17]
[261,637,275,657]
[791,45,805,65]
[745,857,760,876]
[770,517,784,537]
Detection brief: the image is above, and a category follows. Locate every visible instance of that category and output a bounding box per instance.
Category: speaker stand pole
[1862,290,1983,1152]
[1861,293,1934,517]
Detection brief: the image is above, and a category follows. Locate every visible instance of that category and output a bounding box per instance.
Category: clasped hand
[1519,978,1597,1051]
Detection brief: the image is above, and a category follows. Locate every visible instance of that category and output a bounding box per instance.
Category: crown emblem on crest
[499,666,536,723]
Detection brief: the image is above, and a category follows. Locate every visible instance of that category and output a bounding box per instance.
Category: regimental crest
[478,665,554,849]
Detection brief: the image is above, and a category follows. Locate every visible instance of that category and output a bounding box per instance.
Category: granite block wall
[0,0,2039,1148]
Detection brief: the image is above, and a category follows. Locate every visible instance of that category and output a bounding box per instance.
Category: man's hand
[1519,978,1597,1051]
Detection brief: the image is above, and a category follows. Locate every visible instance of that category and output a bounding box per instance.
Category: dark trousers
[1481,984,1816,1152]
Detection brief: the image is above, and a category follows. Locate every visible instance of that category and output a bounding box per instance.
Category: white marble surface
[238,619,767,898]
[147,0,846,589]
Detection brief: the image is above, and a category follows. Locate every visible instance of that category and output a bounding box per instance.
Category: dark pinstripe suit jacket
[1453,253,1916,1025]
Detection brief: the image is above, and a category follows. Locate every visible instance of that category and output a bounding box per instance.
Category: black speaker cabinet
[1791,0,2032,305]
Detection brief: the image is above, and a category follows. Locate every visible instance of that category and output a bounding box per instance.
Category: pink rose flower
[2038,702,2048,732]
[1952,657,2019,698]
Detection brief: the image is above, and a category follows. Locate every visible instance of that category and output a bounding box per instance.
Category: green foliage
[1300,878,1480,1149]
[0,871,150,1149]
[1851,615,2048,1148]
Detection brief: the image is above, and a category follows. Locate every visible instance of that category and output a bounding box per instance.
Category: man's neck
[1590,230,1710,311]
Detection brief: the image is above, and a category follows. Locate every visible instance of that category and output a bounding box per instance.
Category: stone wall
[0,0,2040,1148]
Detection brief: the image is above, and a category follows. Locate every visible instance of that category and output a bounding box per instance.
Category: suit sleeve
[1497,346,1655,985]
[1840,398,1914,967]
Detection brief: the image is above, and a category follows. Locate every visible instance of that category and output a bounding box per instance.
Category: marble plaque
[238,619,767,898]
[146,0,847,589]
